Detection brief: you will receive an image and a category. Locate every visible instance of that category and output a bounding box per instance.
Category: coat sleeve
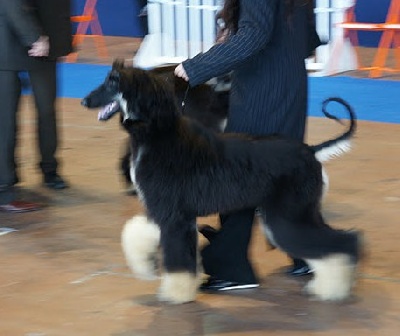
[0,0,42,48]
[182,0,279,87]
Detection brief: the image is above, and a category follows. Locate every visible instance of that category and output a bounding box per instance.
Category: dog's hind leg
[304,253,357,301]
[303,226,364,301]
[158,218,200,304]
[302,232,362,301]
[259,210,363,301]
[121,215,160,280]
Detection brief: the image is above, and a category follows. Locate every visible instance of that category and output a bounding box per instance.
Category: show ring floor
[0,92,399,335]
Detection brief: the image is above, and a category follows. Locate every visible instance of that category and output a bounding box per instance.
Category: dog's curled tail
[312,97,357,163]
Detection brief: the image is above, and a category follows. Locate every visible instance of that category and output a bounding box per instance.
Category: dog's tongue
[98,101,120,121]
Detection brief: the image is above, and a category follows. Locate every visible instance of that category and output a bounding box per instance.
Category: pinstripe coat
[183,0,319,140]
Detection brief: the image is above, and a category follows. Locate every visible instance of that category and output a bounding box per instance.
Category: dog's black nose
[81,98,90,107]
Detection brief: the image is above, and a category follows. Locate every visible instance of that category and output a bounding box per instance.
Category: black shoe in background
[43,173,69,190]
[0,200,42,213]
[286,258,313,276]
[198,224,218,241]
[287,265,313,276]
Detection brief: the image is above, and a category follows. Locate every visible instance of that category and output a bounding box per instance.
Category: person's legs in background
[0,70,41,212]
[29,61,68,190]
[0,71,20,188]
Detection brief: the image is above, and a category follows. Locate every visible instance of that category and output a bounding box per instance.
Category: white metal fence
[134,0,357,76]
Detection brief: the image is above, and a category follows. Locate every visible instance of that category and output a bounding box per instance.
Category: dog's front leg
[158,218,200,304]
[121,215,160,279]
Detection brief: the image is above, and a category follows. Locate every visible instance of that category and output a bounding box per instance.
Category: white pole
[176,0,189,59]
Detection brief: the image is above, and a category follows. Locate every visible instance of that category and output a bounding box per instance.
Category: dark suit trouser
[201,208,258,284]
[201,210,307,283]
[0,61,58,204]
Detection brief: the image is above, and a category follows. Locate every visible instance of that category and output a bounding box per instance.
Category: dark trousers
[201,208,258,283]
[201,96,309,282]
[0,61,58,204]
[201,208,307,283]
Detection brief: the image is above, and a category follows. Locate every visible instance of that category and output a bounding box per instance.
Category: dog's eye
[110,77,119,87]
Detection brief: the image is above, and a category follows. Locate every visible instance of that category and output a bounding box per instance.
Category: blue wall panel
[72,0,145,37]
[355,0,392,47]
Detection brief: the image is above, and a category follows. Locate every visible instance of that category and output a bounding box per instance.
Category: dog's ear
[112,59,125,71]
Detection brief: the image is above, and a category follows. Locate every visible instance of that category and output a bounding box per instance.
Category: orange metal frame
[336,0,400,78]
[66,0,108,62]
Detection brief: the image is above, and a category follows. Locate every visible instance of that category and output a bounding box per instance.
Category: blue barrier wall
[355,0,392,47]
[72,0,393,45]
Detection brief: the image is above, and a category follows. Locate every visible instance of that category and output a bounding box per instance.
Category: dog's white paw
[158,272,198,304]
[304,278,316,296]
[305,254,356,301]
[121,215,160,280]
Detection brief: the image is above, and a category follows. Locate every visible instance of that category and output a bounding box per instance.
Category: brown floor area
[0,37,399,335]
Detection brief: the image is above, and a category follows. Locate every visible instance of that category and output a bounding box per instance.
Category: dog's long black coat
[119,66,229,189]
[82,61,362,303]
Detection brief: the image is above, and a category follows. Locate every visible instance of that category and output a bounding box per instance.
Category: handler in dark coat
[175,0,320,290]
[0,0,73,212]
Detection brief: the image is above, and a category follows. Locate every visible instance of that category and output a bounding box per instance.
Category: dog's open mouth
[98,101,120,121]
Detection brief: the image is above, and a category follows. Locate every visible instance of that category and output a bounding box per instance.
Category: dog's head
[81,59,125,121]
[81,59,179,130]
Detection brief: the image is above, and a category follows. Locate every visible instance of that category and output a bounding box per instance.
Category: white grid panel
[135,0,356,75]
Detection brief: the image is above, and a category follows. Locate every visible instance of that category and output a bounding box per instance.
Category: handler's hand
[174,64,189,81]
[28,36,49,57]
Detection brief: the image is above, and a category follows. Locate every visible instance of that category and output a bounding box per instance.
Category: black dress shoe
[0,200,42,213]
[200,277,259,292]
[198,224,218,241]
[43,173,69,190]
[286,265,314,276]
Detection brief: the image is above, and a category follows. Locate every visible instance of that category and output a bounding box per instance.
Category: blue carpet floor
[308,76,400,124]
[24,63,400,124]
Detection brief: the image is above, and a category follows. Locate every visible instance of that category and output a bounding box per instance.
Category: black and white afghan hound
[81,60,363,304]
